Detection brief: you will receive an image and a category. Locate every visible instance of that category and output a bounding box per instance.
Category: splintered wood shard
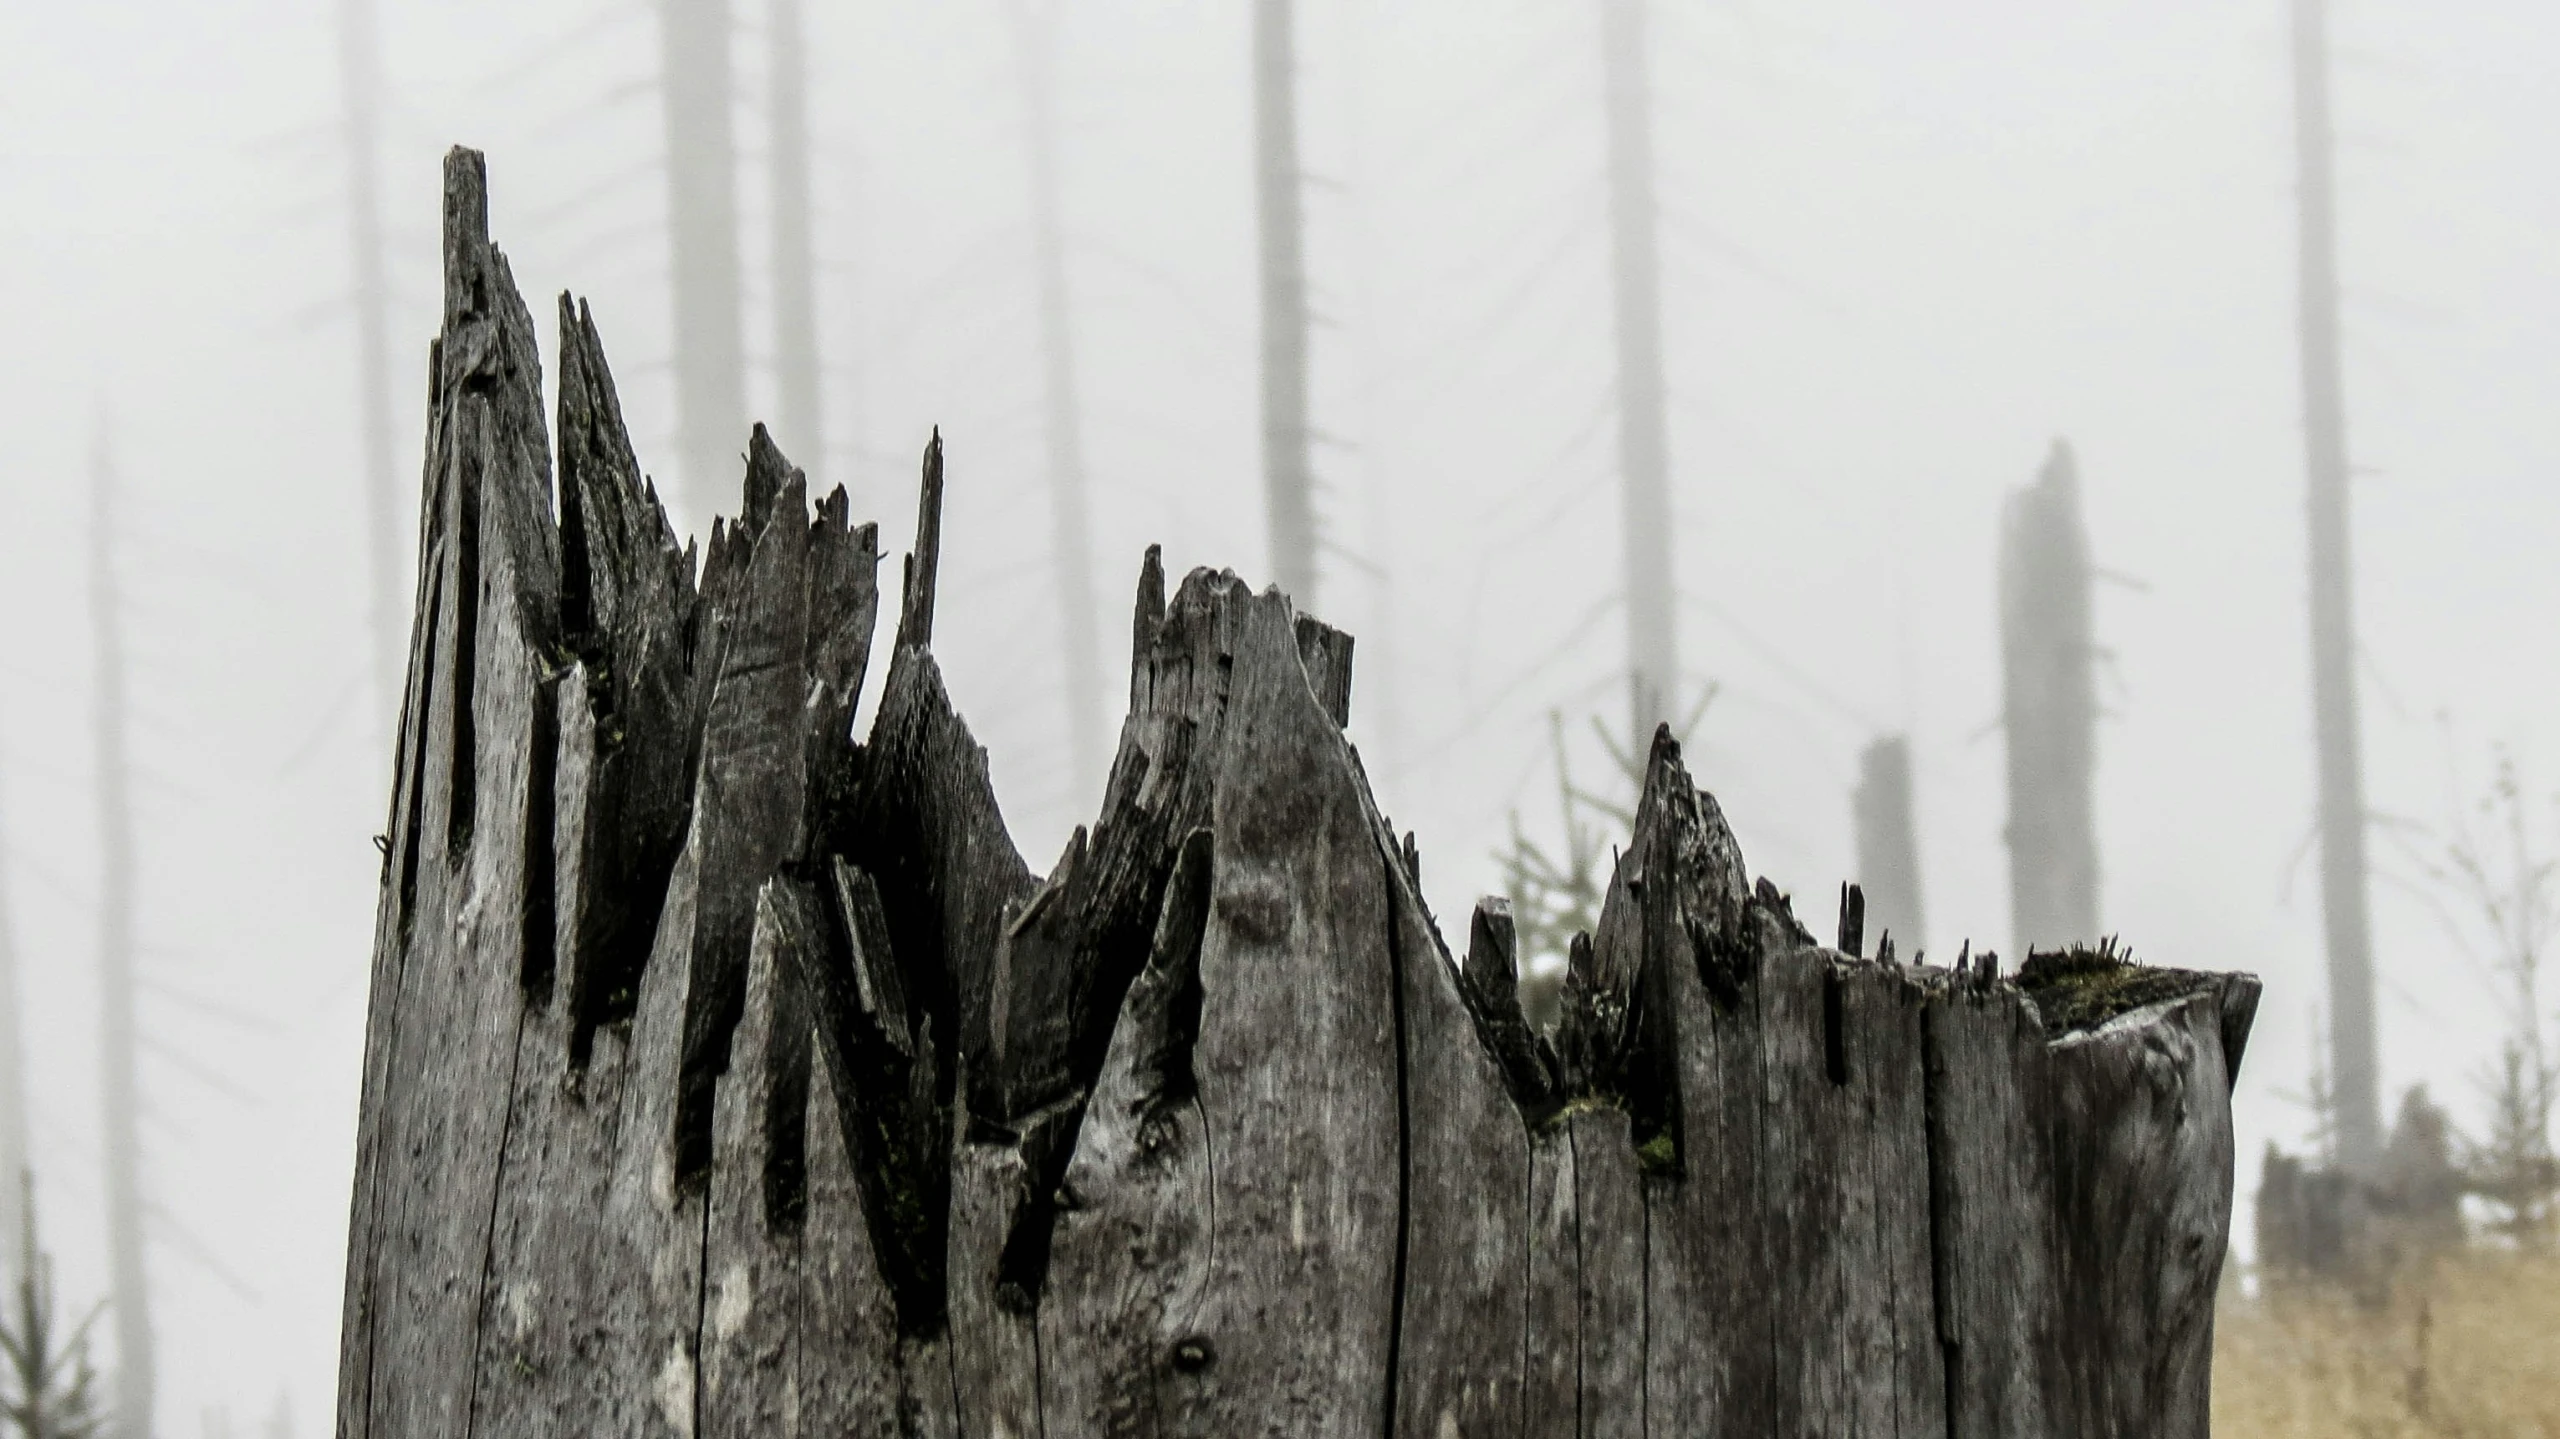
[342,149,2261,1439]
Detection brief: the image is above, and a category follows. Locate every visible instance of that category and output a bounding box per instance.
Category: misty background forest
[3,0,2559,1432]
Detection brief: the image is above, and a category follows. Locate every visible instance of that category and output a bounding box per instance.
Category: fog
[5,0,2559,1428]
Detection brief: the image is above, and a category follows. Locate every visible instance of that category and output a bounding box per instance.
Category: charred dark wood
[341,150,2261,1439]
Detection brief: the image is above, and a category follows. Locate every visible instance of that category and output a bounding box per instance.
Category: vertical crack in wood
[1823,967,1848,1088]
[521,670,559,1000]
[1376,842,1413,1439]
[394,564,442,938]
[1919,994,1962,1439]
[1566,1120,1585,1439]
[447,395,483,860]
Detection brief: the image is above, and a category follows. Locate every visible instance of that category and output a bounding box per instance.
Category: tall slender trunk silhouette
[1998,441,2099,955]
[2290,0,2379,1170]
[0,762,26,1284]
[1010,0,1105,805]
[1600,0,1676,749]
[1254,0,1316,607]
[90,429,151,1439]
[1853,735,1925,955]
[768,0,822,487]
[1336,0,1398,782]
[660,0,746,518]
[338,0,401,733]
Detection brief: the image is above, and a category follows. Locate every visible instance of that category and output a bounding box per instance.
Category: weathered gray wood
[342,148,561,1439]
[1568,1105,1644,1439]
[552,293,700,1058]
[343,148,2264,1439]
[762,875,956,1438]
[1520,1120,1579,1437]
[2037,980,2247,1436]
[1927,969,2064,1438]
[699,886,806,1439]
[1182,577,1401,1434]
[1037,826,1216,1433]
[944,1135,1042,1439]
[1378,845,1531,1438]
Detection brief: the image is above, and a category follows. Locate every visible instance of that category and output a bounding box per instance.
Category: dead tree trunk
[1854,734,1926,955]
[1601,0,1677,746]
[90,430,151,1439]
[2289,0,2381,1172]
[337,0,403,731]
[660,0,747,519]
[2000,440,2099,954]
[767,0,823,489]
[1254,0,1317,608]
[0,759,26,1279]
[339,150,2262,1439]
[1008,0,1106,806]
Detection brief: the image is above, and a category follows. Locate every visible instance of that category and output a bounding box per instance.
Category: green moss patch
[2015,940,2214,1036]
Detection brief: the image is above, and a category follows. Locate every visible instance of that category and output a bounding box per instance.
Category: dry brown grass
[2214,1248,2560,1437]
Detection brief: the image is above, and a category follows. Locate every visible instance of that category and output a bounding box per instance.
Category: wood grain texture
[342,148,2262,1439]
[1378,837,1531,1439]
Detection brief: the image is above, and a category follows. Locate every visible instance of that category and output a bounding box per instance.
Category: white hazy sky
[4,0,2558,1428]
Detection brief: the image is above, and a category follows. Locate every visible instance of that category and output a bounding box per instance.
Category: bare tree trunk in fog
[1336,0,1399,783]
[2290,0,2380,1172]
[0,767,26,1282]
[338,0,402,734]
[90,431,152,1439]
[1254,0,1316,606]
[1999,441,2098,954]
[1601,0,1676,749]
[1853,735,1925,955]
[768,0,823,486]
[661,0,747,517]
[1010,0,1105,805]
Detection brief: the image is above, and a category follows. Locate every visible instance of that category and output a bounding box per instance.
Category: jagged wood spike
[554,292,702,1055]
[896,429,944,652]
[347,145,566,1439]
[1453,896,1557,1117]
[1130,542,1165,709]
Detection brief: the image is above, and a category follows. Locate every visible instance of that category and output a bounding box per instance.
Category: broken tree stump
[338,149,2263,1439]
